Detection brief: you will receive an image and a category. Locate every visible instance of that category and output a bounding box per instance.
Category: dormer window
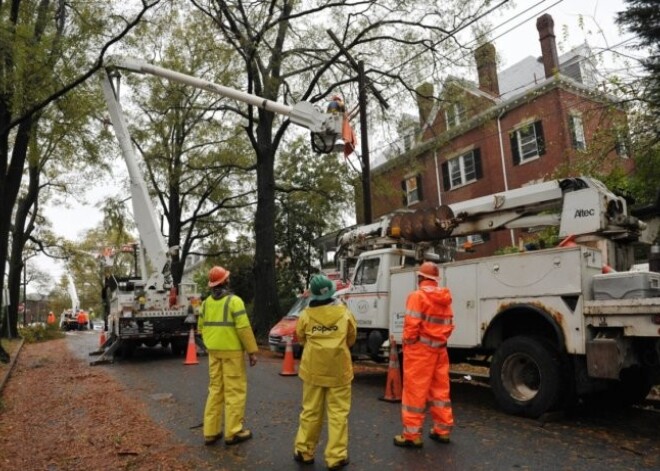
[445,102,466,129]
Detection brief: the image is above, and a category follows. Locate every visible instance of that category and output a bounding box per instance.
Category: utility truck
[91,56,347,364]
[335,177,660,417]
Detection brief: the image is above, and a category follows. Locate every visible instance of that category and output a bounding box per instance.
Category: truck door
[344,256,385,330]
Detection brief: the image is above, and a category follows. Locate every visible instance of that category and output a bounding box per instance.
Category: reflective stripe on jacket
[403,280,454,346]
[198,294,255,352]
[296,301,357,388]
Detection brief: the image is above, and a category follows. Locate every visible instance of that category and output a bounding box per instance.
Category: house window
[401,174,423,206]
[455,234,485,250]
[569,115,586,151]
[441,148,483,191]
[616,132,629,159]
[510,121,545,165]
[445,102,466,129]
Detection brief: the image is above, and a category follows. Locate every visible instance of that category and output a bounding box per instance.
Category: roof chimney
[415,82,435,126]
[536,14,560,78]
[475,42,499,96]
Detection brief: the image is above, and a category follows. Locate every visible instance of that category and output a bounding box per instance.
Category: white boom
[337,177,646,251]
[101,56,345,291]
[66,273,80,313]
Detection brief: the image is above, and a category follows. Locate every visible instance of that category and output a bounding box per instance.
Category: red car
[268,292,310,358]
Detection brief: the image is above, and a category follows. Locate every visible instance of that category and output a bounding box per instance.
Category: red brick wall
[368,83,634,253]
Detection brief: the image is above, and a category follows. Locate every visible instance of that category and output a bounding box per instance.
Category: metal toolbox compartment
[592,271,660,300]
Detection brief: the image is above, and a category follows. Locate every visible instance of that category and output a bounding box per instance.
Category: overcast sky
[35,0,640,286]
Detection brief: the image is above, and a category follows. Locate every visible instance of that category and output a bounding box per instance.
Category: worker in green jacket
[198,266,258,446]
[293,274,357,471]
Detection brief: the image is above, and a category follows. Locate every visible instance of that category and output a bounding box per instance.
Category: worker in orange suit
[394,261,454,448]
[47,311,56,325]
[76,310,87,331]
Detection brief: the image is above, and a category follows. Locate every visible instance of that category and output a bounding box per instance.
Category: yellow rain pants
[294,381,351,467]
[203,351,247,439]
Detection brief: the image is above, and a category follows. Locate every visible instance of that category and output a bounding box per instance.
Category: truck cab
[340,248,437,360]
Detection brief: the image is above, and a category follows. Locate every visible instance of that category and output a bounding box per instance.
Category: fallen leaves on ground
[0,338,204,471]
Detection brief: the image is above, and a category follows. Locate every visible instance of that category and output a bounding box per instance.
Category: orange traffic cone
[379,337,402,403]
[558,234,577,247]
[99,330,106,348]
[279,336,297,376]
[184,328,199,365]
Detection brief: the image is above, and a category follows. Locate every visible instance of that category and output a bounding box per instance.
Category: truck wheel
[171,338,187,356]
[490,336,563,418]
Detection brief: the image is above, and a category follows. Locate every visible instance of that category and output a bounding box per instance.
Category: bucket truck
[60,273,82,331]
[91,56,347,364]
[335,177,660,417]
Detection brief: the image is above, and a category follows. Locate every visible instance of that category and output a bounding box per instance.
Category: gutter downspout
[497,111,515,246]
[434,150,442,205]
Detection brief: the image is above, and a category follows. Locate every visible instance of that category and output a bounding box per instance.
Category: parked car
[268,276,351,359]
[268,291,310,359]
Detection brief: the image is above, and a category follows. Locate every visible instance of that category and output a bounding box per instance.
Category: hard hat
[309,274,336,301]
[418,261,440,281]
[208,266,230,287]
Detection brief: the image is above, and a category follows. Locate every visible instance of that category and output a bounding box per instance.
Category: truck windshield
[286,295,310,318]
[354,258,380,285]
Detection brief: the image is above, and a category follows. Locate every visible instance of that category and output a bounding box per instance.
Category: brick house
[368,14,634,259]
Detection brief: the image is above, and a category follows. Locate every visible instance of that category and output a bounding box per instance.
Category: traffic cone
[99,330,106,348]
[279,336,297,376]
[379,337,402,403]
[184,328,199,365]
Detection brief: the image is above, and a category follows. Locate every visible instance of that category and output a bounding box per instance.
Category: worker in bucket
[394,261,455,448]
[198,266,258,446]
[293,274,357,471]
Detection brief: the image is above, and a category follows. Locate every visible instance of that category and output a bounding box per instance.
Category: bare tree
[189,0,506,332]
[0,0,161,346]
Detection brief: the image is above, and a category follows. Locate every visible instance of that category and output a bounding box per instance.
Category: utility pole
[357,60,372,224]
[327,30,389,225]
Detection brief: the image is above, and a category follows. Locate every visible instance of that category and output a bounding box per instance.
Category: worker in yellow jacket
[293,274,357,471]
[198,266,258,446]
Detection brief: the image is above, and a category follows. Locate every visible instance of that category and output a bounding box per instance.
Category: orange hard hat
[418,261,440,281]
[208,266,230,287]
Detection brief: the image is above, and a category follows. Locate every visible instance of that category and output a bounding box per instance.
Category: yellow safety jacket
[296,300,357,387]
[198,293,258,357]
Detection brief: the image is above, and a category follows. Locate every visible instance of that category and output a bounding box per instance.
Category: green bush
[18,324,64,343]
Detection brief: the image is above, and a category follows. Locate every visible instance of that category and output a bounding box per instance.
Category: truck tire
[490,336,564,418]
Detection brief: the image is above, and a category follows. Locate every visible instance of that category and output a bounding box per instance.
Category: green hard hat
[309,274,336,301]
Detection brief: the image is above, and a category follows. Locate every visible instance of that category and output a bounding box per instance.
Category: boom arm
[101,56,345,291]
[66,273,80,313]
[338,177,646,252]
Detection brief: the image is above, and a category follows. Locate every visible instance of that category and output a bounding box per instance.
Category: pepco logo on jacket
[311,324,339,333]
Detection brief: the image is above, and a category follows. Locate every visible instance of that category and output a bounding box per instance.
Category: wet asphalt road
[65,331,660,471]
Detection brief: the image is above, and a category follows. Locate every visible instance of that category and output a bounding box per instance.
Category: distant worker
[198,266,258,446]
[394,261,455,448]
[47,311,56,325]
[76,310,87,331]
[293,274,357,471]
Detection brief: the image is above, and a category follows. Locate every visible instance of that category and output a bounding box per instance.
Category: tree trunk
[252,113,280,337]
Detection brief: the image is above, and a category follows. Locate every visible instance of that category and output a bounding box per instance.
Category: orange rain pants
[401,341,453,440]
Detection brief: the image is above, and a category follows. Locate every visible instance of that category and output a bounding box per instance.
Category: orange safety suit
[76,311,87,330]
[47,312,56,325]
[401,279,454,441]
